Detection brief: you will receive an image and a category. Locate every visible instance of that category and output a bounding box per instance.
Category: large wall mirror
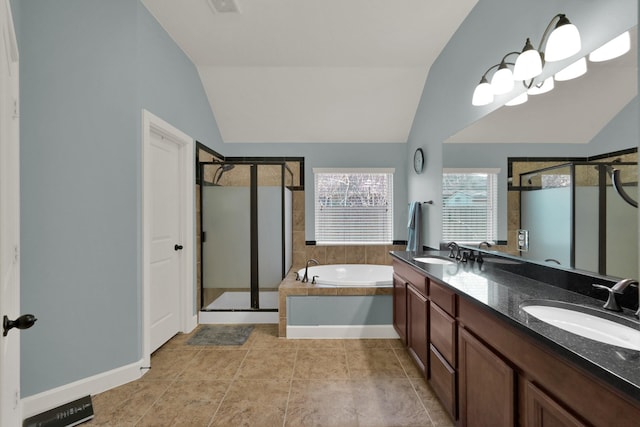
[443,14,638,280]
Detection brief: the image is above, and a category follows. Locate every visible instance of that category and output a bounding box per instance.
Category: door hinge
[202,231,206,243]
[12,98,18,118]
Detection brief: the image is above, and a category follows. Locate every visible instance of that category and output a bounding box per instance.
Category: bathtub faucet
[302,259,320,283]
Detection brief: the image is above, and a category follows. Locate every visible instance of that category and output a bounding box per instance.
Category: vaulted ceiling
[141,0,478,143]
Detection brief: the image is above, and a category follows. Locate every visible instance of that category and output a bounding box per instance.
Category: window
[442,169,499,243]
[314,169,394,244]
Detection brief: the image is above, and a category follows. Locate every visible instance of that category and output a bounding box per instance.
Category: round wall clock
[413,148,424,174]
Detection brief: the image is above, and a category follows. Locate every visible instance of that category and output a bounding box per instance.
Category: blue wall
[15,0,221,397]
[287,296,392,325]
[407,0,638,247]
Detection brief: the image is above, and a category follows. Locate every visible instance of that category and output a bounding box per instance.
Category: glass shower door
[201,162,252,310]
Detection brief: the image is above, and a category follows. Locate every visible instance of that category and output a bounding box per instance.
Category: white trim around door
[141,110,196,369]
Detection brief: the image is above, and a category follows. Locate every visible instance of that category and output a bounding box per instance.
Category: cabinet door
[407,284,428,374]
[524,381,586,427]
[393,273,407,345]
[430,301,456,367]
[459,327,515,427]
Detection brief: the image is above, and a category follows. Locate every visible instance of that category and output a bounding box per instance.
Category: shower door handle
[174,244,183,251]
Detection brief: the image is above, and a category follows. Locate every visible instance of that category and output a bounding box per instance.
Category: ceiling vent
[208,0,240,13]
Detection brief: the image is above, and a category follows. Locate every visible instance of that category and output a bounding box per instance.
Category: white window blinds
[442,169,499,243]
[314,169,393,244]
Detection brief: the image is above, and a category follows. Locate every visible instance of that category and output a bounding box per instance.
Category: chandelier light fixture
[471,13,631,108]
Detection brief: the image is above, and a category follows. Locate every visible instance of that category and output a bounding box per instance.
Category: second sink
[520,300,640,351]
[413,256,456,265]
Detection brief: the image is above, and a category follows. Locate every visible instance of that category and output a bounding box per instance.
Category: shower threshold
[199,291,279,324]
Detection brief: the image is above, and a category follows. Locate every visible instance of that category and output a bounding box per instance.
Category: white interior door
[0,0,21,425]
[149,130,183,352]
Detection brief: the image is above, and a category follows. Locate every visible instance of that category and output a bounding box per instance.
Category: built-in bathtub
[296,264,392,287]
[284,264,397,339]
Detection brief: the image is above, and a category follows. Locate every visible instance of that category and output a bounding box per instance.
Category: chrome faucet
[302,258,319,283]
[592,278,639,312]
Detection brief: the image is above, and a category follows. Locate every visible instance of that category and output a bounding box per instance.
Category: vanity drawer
[430,301,456,367]
[429,344,456,419]
[430,280,456,316]
[393,260,428,296]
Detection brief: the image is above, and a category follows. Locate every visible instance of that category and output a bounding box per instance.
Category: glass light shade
[555,57,587,81]
[505,92,528,106]
[545,18,581,62]
[472,79,494,106]
[513,49,543,80]
[588,31,630,62]
[490,66,514,95]
[527,77,554,95]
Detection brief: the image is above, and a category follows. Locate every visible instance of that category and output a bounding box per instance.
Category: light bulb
[545,15,581,62]
[589,31,630,62]
[491,65,514,95]
[555,57,587,81]
[472,78,494,106]
[513,39,543,81]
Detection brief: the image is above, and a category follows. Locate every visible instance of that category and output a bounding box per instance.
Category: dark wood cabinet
[458,326,515,427]
[392,258,640,427]
[429,344,456,418]
[392,273,407,345]
[429,301,456,367]
[523,381,586,427]
[407,284,428,374]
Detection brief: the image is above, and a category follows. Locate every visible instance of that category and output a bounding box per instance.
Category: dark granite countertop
[390,250,640,402]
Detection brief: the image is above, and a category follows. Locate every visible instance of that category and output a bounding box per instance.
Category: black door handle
[174,244,183,251]
[3,314,37,336]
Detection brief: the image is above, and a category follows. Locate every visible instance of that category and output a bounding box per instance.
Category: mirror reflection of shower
[518,155,638,278]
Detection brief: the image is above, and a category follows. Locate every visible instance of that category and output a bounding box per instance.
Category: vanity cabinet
[458,326,515,427]
[427,280,458,419]
[407,284,428,373]
[392,257,640,427]
[392,273,407,345]
[458,297,640,427]
[522,380,586,427]
[392,260,430,374]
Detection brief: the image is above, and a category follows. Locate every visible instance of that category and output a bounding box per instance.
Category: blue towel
[406,201,422,251]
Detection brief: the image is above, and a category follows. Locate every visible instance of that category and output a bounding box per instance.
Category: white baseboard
[199,311,278,324]
[185,314,198,333]
[21,359,144,419]
[286,325,400,339]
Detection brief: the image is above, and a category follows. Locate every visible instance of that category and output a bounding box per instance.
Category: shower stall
[519,159,637,278]
[198,158,293,323]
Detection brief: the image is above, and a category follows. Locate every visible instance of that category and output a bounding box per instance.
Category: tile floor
[87,325,455,426]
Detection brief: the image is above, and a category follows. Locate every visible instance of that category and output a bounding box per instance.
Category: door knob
[3,314,37,336]
[174,244,184,251]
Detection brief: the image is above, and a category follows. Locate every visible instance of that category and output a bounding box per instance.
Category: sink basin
[413,256,455,265]
[520,300,640,351]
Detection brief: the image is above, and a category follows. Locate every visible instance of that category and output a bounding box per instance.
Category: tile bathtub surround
[87,325,454,427]
[278,270,393,338]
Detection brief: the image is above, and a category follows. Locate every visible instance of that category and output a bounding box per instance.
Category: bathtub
[296,264,392,287]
